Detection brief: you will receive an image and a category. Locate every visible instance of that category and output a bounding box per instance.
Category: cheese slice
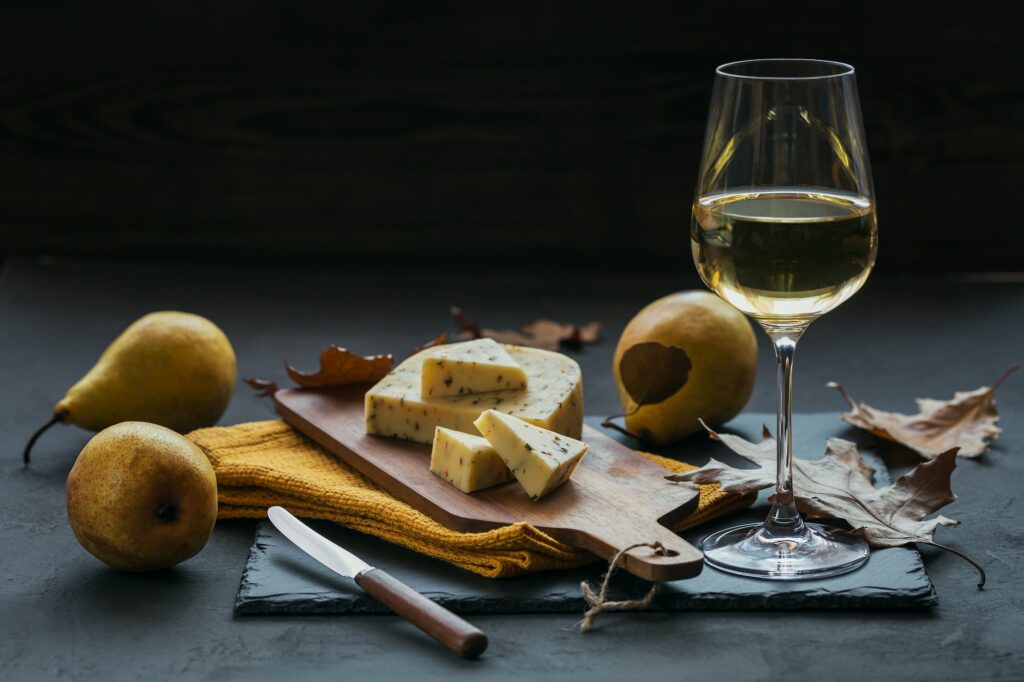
[473,409,588,500]
[420,338,528,398]
[429,427,514,493]
[365,345,583,445]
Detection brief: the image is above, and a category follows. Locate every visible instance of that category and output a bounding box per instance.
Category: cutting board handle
[578,520,705,583]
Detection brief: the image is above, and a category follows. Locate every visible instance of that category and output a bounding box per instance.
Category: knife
[266,506,488,659]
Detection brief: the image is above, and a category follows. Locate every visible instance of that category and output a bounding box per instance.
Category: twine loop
[578,541,666,632]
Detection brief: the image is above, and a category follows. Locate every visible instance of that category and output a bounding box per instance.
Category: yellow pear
[67,422,218,572]
[612,291,758,445]
[25,311,236,463]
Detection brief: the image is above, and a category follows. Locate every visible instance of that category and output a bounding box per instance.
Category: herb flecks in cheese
[473,409,588,500]
[429,427,513,493]
[420,338,528,398]
[365,345,583,445]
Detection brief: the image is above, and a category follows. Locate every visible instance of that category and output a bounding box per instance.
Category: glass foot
[701,522,870,580]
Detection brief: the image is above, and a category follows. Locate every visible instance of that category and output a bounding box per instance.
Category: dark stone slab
[236,413,936,613]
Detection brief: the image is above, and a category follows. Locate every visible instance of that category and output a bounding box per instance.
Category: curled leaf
[841,448,960,548]
[244,377,280,398]
[828,364,1018,458]
[411,332,448,356]
[560,321,601,349]
[449,306,482,339]
[285,345,393,388]
[667,424,776,495]
[618,342,691,407]
[450,306,600,351]
[666,422,983,586]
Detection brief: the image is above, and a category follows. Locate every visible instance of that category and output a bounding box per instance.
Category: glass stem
[764,329,806,537]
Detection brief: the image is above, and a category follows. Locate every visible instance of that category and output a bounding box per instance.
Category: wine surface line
[691,188,877,328]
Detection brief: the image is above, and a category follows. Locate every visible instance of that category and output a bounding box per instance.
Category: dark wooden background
[0,1,1020,272]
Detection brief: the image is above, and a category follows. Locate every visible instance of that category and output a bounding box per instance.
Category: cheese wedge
[365,345,583,445]
[429,427,514,493]
[420,338,528,398]
[473,409,588,500]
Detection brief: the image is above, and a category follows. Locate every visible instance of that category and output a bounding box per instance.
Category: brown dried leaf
[561,321,602,348]
[285,345,393,388]
[476,327,538,347]
[450,306,600,351]
[842,448,960,548]
[411,332,448,356]
[449,306,482,339]
[668,424,777,495]
[244,377,279,398]
[828,365,1018,459]
[516,319,601,349]
[666,422,961,548]
[619,342,691,407]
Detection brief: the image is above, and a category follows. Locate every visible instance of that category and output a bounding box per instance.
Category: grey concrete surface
[1,256,1022,681]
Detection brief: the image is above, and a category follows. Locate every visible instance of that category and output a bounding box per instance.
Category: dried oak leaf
[244,377,280,398]
[285,345,393,388]
[411,332,448,356]
[828,364,1018,459]
[666,422,984,586]
[450,306,600,351]
[449,306,481,338]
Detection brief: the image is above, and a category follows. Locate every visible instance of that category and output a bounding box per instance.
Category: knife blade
[267,506,371,579]
[266,506,488,659]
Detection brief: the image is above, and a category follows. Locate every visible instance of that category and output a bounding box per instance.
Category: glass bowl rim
[716,58,856,81]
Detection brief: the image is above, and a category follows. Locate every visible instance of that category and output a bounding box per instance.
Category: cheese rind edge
[365,344,583,445]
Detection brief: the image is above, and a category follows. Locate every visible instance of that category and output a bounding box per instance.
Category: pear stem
[599,413,647,443]
[23,411,66,466]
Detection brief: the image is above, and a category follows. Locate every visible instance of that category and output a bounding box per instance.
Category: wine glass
[690,59,877,579]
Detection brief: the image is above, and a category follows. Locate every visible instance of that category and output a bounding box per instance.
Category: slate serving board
[235,413,937,613]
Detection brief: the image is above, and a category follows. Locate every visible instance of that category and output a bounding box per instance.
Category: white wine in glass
[691,59,877,579]
[693,188,877,325]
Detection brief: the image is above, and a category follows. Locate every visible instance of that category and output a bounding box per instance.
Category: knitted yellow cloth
[188,420,749,578]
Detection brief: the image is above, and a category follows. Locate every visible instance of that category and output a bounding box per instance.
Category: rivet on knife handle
[355,568,488,659]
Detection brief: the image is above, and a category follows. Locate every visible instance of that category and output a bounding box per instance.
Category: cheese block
[365,345,583,445]
[420,338,528,398]
[473,409,588,500]
[429,427,514,493]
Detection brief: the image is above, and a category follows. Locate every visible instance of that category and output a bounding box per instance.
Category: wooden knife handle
[355,568,488,659]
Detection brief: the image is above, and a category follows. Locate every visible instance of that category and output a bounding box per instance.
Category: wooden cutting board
[274,386,704,581]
